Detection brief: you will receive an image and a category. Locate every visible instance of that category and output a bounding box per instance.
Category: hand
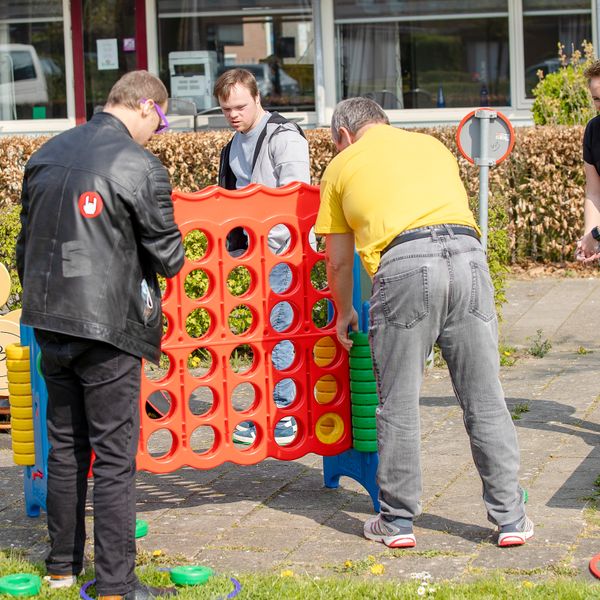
[335,308,359,352]
[575,233,600,264]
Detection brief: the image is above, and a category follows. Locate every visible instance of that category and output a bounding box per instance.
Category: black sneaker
[122,582,178,599]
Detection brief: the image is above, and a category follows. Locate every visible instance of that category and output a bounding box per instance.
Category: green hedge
[0,125,588,315]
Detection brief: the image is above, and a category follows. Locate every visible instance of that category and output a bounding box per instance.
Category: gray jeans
[369,229,524,527]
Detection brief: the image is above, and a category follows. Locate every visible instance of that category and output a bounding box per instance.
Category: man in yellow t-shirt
[315,97,532,550]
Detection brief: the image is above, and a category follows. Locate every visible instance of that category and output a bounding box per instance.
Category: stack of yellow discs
[6,344,34,466]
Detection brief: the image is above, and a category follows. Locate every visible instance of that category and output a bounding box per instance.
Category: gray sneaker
[363,514,416,548]
[498,515,534,547]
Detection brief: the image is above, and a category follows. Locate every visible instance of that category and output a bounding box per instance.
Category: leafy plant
[511,402,530,420]
[532,41,596,126]
[499,344,518,366]
[527,329,552,358]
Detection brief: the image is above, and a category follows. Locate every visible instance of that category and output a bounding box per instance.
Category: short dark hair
[330,97,390,143]
[105,70,168,110]
[584,60,600,82]
[213,68,259,101]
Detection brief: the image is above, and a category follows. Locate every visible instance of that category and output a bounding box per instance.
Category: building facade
[0,0,597,134]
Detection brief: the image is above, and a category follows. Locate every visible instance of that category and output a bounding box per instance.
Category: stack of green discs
[349,332,378,453]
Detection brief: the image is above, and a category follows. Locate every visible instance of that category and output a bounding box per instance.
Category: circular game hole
[272,340,295,371]
[313,336,337,367]
[184,229,209,261]
[146,429,176,459]
[229,344,255,374]
[308,226,324,253]
[226,226,250,258]
[314,375,338,405]
[227,265,253,297]
[312,299,335,329]
[270,301,295,333]
[157,275,168,298]
[184,269,210,299]
[228,304,254,335]
[310,259,327,291]
[145,390,173,419]
[187,347,214,378]
[269,263,293,294]
[190,425,216,455]
[144,352,172,382]
[161,313,169,338]
[274,416,298,447]
[267,224,293,255]
[186,308,212,338]
[273,378,297,408]
[231,382,257,412]
[232,420,258,448]
[188,386,215,416]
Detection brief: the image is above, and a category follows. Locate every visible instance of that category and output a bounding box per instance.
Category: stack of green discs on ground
[349,332,378,453]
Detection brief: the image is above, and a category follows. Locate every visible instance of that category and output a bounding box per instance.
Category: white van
[0,44,48,119]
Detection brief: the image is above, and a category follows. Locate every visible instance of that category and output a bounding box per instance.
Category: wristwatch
[592,226,600,241]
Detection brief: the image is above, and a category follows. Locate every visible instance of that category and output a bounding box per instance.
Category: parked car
[0,44,48,107]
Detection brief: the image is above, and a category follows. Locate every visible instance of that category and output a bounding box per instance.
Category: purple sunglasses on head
[140,97,169,134]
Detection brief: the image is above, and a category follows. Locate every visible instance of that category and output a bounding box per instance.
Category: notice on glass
[97,38,119,70]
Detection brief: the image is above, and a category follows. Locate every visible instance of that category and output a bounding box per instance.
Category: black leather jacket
[16,112,184,363]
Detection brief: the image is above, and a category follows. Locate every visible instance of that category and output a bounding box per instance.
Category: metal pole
[474,110,495,251]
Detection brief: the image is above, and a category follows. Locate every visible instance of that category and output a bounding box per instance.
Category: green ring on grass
[170,565,214,586]
[0,574,41,597]
[350,380,377,394]
[352,415,377,429]
[352,404,377,418]
[348,331,369,346]
[353,439,378,453]
[353,428,378,441]
[348,357,373,370]
[135,518,149,538]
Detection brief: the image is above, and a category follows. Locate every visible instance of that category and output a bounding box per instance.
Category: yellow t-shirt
[315,124,478,276]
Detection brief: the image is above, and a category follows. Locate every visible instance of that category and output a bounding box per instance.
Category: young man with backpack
[215,68,310,445]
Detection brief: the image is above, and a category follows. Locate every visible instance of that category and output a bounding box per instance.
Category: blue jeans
[269,262,295,407]
[369,229,525,527]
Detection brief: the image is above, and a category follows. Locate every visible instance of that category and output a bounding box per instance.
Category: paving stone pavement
[1,275,600,584]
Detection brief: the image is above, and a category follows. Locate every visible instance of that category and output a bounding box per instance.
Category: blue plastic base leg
[23,467,42,518]
[323,449,380,513]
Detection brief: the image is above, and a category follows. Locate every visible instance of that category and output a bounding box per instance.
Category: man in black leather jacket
[16,71,184,600]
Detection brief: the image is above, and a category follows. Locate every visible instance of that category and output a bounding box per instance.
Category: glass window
[523,1,591,98]
[337,12,509,109]
[0,0,66,120]
[157,0,314,112]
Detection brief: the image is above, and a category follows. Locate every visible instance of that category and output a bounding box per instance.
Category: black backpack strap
[251,111,306,172]
[218,138,237,190]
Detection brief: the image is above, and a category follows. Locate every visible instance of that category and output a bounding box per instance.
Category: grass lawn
[2,550,600,599]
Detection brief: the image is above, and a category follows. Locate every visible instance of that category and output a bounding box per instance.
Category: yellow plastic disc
[315,390,336,405]
[10,406,33,420]
[13,453,35,466]
[0,263,10,307]
[1,330,22,396]
[6,359,30,373]
[5,343,29,361]
[12,440,35,455]
[9,417,35,430]
[313,336,336,366]
[315,412,344,444]
[11,429,34,443]
[7,371,30,384]
[315,375,337,393]
[7,395,33,408]
[8,382,31,396]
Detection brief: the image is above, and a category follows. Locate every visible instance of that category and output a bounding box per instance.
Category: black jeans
[35,329,141,596]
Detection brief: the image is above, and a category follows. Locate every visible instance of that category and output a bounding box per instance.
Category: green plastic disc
[352,415,377,429]
[348,357,373,370]
[350,380,377,394]
[350,368,375,382]
[0,574,41,597]
[353,439,378,453]
[135,518,149,538]
[353,428,377,441]
[349,331,369,346]
[170,565,214,586]
[349,345,371,358]
[352,404,378,418]
[351,391,379,405]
